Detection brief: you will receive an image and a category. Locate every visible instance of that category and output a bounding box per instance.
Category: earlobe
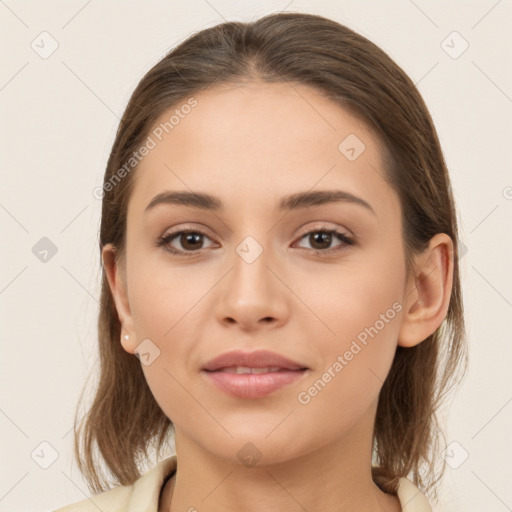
[397,233,454,348]
[121,333,137,354]
[101,243,137,354]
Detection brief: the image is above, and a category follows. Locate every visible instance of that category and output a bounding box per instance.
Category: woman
[54,11,467,512]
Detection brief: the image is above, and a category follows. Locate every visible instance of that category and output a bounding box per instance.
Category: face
[107,81,413,464]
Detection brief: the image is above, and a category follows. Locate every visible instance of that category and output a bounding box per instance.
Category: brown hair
[74,11,467,501]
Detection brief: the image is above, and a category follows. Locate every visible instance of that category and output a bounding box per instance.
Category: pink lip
[202,349,307,372]
[201,368,309,399]
[201,349,309,399]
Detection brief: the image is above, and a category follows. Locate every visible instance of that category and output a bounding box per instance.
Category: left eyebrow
[279,190,376,216]
[144,189,376,216]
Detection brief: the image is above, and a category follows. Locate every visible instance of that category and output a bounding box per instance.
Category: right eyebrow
[145,190,222,213]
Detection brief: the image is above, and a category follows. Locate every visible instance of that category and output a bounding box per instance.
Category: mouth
[201,349,308,372]
[200,349,310,399]
[205,366,308,374]
[201,366,309,399]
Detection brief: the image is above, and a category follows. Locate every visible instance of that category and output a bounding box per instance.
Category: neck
[161,403,400,512]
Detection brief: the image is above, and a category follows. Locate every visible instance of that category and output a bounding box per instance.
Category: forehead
[148,80,377,156]
[129,81,396,220]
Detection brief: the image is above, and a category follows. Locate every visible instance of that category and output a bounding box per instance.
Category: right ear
[101,243,138,354]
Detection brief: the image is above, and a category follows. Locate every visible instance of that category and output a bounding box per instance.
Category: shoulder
[52,485,132,512]
[396,477,433,512]
[51,455,178,512]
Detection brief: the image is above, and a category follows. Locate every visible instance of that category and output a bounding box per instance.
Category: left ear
[397,233,454,348]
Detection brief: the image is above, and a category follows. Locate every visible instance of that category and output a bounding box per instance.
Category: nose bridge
[228,209,276,278]
[214,227,289,328]
[230,231,275,295]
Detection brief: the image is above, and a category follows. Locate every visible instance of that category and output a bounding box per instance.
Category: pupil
[182,233,202,250]
[311,232,331,249]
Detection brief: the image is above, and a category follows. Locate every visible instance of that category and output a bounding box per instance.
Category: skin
[102,80,454,512]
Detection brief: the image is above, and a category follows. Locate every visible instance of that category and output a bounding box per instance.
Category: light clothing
[52,455,432,511]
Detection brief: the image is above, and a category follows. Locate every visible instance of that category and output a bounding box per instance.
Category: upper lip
[202,349,308,371]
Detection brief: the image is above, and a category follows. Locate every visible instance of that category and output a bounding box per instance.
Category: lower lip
[201,369,308,399]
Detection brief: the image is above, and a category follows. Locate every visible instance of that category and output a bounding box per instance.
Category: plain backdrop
[1,1,511,511]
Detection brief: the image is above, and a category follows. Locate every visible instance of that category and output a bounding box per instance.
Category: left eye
[294,229,354,252]
[156,228,354,256]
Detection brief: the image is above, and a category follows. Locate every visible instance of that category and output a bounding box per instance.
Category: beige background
[1,0,511,511]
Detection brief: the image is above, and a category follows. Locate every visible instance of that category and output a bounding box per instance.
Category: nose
[213,244,290,332]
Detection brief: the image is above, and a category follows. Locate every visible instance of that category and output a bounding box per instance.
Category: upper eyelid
[295,222,351,237]
[162,222,351,240]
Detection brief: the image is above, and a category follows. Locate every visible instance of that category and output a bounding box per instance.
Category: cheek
[128,250,213,338]
[293,250,404,406]
[293,253,404,351]
[294,296,403,443]
[135,327,195,428]
[125,263,200,421]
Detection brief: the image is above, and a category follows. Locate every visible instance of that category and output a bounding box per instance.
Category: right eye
[156,229,216,256]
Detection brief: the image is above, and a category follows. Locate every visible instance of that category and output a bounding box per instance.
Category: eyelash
[155,226,354,257]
